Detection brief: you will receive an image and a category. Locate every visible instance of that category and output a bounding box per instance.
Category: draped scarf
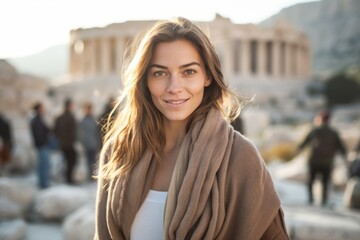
[95,108,281,239]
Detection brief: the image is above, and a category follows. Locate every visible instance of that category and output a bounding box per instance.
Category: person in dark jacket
[30,102,52,188]
[54,98,77,184]
[78,102,101,180]
[0,113,12,166]
[297,110,347,206]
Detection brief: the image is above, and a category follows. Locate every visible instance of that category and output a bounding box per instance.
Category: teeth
[166,99,187,104]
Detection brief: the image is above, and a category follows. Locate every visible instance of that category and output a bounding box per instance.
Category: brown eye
[153,71,166,77]
[184,69,196,75]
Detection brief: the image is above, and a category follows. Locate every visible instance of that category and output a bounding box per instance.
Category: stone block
[344,177,360,209]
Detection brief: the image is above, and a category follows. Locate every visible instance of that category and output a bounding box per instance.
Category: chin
[163,113,190,122]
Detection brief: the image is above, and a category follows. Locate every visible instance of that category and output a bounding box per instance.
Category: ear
[204,76,211,87]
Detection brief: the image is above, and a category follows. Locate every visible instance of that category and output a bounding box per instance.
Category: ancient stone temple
[56,15,311,112]
[69,15,310,85]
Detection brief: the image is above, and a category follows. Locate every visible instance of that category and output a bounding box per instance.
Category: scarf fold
[100,108,280,240]
[164,108,232,239]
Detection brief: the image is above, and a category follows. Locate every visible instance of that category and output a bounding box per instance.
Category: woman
[95,17,289,240]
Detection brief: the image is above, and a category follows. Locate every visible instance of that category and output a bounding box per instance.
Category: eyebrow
[148,62,201,70]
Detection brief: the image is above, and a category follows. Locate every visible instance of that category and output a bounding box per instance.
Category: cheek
[190,81,207,95]
[147,80,162,97]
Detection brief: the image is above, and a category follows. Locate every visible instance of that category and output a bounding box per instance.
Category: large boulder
[0,197,21,219]
[0,177,37,218]
[63,204,95,240]
[0,219,27,240]
[34,185,89,220]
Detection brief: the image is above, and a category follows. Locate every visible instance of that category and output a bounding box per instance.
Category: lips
[164,98,189,105]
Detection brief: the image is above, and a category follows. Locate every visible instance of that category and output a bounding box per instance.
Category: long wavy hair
[99,17,242,180]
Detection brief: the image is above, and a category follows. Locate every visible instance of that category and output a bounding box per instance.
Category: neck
[163,119,187,153]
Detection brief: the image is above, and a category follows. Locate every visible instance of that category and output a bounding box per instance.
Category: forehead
[150,39,203,66]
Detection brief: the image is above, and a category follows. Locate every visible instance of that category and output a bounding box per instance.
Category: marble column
[285,42,292,78]
[298,45,305,78]
[81,40,89,74]
[71,40,85,75]
[295,44,302,78]
[84,39,97,75]
[272,40,280,78]
[257,39,266,77]
[101,38,111,74]
[223,39,233,82]
[69,43,77,75]
[240,39,250,77]
[233,39,241,74]
[115,38,125,75]
[290,44,296,77]
[303,45,311,78]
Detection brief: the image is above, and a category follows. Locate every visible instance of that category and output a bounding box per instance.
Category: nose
[166,73,182,93]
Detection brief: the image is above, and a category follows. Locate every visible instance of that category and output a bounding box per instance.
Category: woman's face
[146,39,210,124]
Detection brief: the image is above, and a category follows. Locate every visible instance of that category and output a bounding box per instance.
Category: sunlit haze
[0,0,317,59]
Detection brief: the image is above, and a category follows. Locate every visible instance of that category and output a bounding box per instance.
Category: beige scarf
[95,108,280,239]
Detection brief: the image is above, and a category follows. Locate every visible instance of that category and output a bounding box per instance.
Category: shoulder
[322,125,340,136]
[228,132,266,175]
[231,132,262,162]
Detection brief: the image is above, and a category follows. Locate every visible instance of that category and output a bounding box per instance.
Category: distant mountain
[261,0,360,75]
[8,44,68,80]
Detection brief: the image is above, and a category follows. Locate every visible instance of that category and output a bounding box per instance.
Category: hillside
[261,0,360,75]
[8,44,68,80]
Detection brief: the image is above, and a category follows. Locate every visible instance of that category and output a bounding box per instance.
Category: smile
[164,98,189,105]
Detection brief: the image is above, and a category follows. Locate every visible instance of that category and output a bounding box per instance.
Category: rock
[0,177,37,216]
[0,197,21,219]
[344,177,360,209]
[284,206,360,240]
[34,185,89,220]
[10,143,36,174]
[63,204,95,240]
[0,219,27,240]
[26,222,63,240]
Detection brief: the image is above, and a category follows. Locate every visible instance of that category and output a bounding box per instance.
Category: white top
[130,190,168,240]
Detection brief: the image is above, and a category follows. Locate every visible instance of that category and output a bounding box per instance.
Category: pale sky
[0,0,317,59]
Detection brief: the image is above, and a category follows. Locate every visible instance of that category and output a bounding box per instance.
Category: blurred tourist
[30,102,53,188]
[54,98,77,184]
[78,102,101,180]
[297,110,347,206]
[231,114,245,135]
[98,96,116,140]
[0,113,12,169]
